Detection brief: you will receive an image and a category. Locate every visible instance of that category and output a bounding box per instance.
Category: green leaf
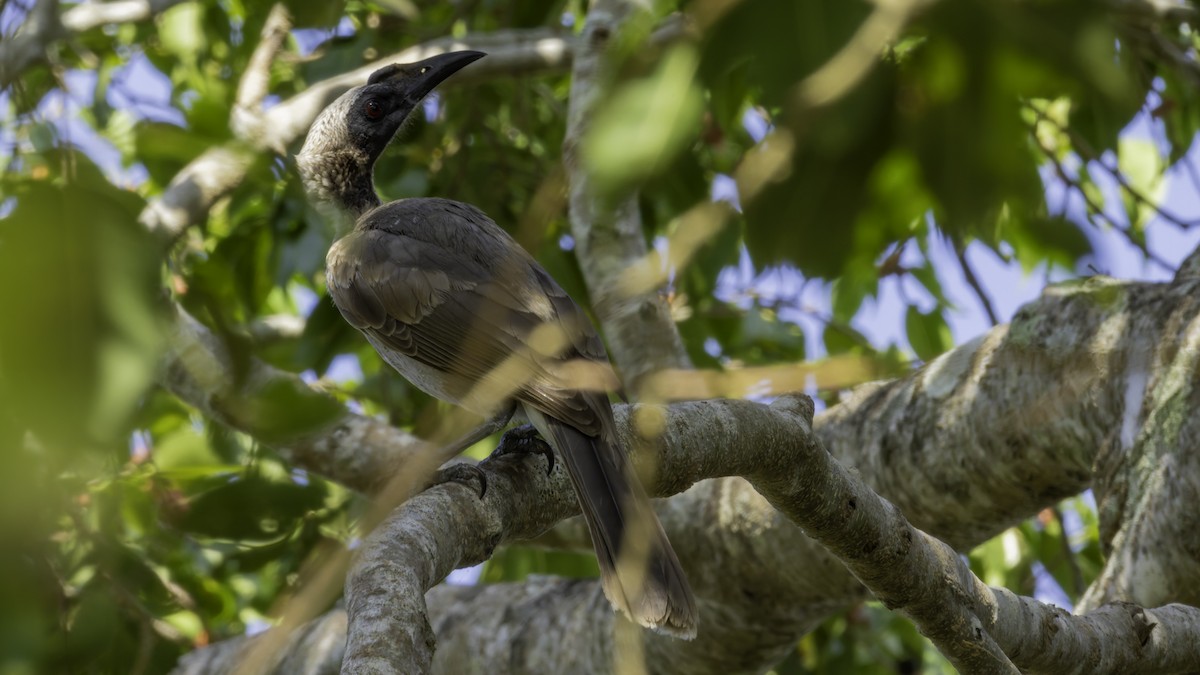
[0,152,166,446]
[158,3,207,62]
[224,378,346,444]
[284,0,348,28]
[905,306,952,361]
[584,45,705,194]
[1116,138,1166,232]
[744,66,901,277]
[180,475,325,540]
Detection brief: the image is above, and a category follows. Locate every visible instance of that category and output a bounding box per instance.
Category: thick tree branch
[1079,285,1200,611]
[182,386,1200,674]
[564,1,693,387]
[172,265,1200,673]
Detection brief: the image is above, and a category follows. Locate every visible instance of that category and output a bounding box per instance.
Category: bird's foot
[431,462,487,499]
[491,424,555,476]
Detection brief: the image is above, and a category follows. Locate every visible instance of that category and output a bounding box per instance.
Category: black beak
[367,50,486,101]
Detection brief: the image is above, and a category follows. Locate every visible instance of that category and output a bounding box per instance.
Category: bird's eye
[363,99,384,120]
[420,66,429,74]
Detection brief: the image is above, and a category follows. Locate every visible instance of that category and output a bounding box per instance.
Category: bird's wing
[325,199,611,434]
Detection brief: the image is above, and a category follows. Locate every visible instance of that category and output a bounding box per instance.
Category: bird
[296,50,697,639]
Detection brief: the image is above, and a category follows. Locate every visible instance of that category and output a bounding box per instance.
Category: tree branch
[170,260,1200,673]
[181,385,1200,674]
[230,3,292,143]
[1079,278,1200,612]
[956,241,1001,326]
[162,305,428,494]
[564,1,693,388]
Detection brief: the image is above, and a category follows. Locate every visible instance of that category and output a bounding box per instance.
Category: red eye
[363,99,383,120]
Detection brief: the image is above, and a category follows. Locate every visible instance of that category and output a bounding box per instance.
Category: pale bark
[1078,263,1200,612]
[171,268,1200,674]
[563,1,694,387]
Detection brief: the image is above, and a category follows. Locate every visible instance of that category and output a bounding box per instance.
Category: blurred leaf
[822,323,870,357]
[584,45,705,194]
[180,475,324,540]
[0,152,166,447]
[223,378,345,444]
[285,0,348,28]
[295,296,360,373]
[158,3,207,62]
[905,306,952,361]
[481,546,600,583]
[153,427,226,469]
[1001,213,1090,272]
[1116,138,1166,232]
[135,121,220,183]
[700,0,871,108]
[735,309,805,365]
[744,66,901,277]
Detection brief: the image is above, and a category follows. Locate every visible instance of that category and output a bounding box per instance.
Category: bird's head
[298,50,485,215]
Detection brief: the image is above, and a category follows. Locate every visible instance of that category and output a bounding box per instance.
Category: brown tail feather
[523,405,697,639]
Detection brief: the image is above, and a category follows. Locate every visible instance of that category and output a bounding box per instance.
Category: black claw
[493,424,555,476]
[434,462,487,499]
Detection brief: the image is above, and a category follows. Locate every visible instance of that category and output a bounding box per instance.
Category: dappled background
[2,0,1199,672]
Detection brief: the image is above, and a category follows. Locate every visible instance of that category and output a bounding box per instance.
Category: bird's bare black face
[347,50,486,161]
[297,50,484,217]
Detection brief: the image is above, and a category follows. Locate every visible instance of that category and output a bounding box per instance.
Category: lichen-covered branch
[172,263,1200,674]
[180,386,1200,674]
[563,1,693,386]
[1079,280,1200,612]
[163,306,428,493]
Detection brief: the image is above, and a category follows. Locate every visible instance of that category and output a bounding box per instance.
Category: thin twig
[956,242,1000,326]
[1050,506,1086,598]
[1048,111,1200,230]
[1026,117,1176,271]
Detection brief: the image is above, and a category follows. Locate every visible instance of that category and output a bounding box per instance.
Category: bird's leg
[490,424,555,476]
[429,405,518,499]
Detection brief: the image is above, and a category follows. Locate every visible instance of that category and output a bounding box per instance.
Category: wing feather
[325,198,611,433]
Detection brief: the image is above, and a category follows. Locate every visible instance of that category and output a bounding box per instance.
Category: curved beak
[367,50,486,101]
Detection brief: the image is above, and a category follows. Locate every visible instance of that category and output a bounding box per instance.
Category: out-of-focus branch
[0,0,188,88]
[244,313,306,345]
[1028,120,1176,271]
[563,0,693,390]
[231,3,293,142]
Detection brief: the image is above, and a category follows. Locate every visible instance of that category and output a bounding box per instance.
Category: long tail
[523,405,697,639]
